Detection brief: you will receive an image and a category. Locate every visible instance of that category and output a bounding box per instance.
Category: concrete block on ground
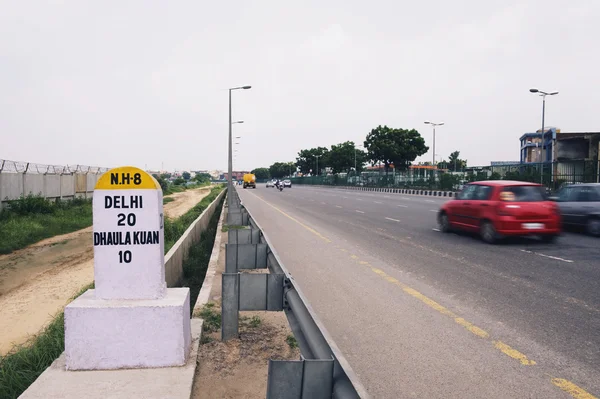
[20,319,203,399]
[64,288,191,370]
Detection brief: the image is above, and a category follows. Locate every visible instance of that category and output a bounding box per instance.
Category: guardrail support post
[267,358,334,399]
[221,273,239,341]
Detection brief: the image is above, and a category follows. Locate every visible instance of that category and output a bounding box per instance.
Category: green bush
[0,283,94,399]
[164,185,224,253]
[0,196,93,254]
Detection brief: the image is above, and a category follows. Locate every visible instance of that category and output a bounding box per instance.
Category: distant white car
[266,180,275,188]
[283,180,292,188]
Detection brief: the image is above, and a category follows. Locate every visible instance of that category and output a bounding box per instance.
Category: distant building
[223,171,250,181]
[520,127,600,164]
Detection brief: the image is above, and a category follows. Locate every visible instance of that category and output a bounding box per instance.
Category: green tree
[328,141,367,174]
[448,151,468,172]
[251,167,271,180]
[269,162,295,179]
[439,173,459,191]
[296,147,329,175]
[182,171,191,181]
[364,126,429,174]
[173,177,185,185]
[194,173,212,184]
[152,174,169,192]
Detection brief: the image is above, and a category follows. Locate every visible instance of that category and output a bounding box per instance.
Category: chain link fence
[0,159,108,175]
[0,159,110,208]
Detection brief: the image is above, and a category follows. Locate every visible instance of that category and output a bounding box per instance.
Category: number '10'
[119,250,132,263]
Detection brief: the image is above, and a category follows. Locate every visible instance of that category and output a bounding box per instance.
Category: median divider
[223,187,369,399]
[305,184,455,198]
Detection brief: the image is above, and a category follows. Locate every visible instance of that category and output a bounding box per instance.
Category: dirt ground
[0,187,211,355]
[164,187,211,219]
[193,309,300,399]
[191,223,300,399]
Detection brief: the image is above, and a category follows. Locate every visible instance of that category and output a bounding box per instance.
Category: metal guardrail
[222,189,367,399]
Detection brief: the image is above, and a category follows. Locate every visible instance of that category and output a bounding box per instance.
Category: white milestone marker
[93,166,166,300]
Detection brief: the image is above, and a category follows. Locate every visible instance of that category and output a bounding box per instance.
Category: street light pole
[424,121,444,177]
[529,88,558,186]
[228,86,251,200]
[315,155,321,176]
[354,144,363,174]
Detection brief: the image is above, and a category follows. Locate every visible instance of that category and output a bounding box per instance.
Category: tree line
[252,125,468,179]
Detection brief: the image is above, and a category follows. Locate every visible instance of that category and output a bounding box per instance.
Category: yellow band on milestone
[95,166,160,190]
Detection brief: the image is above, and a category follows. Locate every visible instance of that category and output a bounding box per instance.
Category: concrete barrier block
[0,173,24,201]
[64,288,191,370]
[61,175,75,198]
[87,173,98,192]
[75,173,87,193]
[24,174,44,197]
[45,175,61,198]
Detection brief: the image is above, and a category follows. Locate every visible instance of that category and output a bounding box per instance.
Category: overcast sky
[1,0,598,172]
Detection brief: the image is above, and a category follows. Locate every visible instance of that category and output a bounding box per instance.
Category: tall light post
[424,121,444,178]
[354,144,364,173]
[529,88,558,185]
[315,155,322,176]
[228,86,251,198]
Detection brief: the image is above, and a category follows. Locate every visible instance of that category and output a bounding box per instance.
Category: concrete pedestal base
[65,288,191,370]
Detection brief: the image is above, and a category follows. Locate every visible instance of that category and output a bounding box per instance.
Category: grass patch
[221,224,246,233]
[163,197,175,205]
[180,191,225,314]
[0,196,92,255]
[249,316,262,328]
[164,185,224,253]
[286,335,298,350]
[0,282,94,399]
[196,302,221,334]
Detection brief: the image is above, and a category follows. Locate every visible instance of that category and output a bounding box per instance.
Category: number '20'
[117,213,136,226]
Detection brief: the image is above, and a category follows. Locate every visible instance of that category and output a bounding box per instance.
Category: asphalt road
[237,185,600,399]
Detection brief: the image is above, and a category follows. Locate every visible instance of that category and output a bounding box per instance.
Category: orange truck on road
[243,173,256,189]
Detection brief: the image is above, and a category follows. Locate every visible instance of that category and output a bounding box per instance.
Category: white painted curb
[192,197,226,313]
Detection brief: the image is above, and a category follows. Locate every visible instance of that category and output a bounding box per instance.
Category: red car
[438,181,561,243]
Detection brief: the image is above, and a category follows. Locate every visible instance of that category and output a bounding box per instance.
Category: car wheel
[439,213,451,233]
[586,217,600,237]
[480,221,498,244]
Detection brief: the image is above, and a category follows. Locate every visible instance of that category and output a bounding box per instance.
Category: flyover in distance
[237,185,600,399]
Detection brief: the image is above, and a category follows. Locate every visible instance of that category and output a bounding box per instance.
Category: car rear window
[500,185,546,202]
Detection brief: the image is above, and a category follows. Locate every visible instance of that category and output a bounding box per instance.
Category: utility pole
[315,155,321,176]
[530,88,558,186]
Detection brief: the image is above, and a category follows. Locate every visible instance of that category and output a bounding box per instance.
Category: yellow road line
[454,318,489,339]
[369,266,492,339]
[493,341,537,365]
[245,191,331,243]
[552,378,598,399]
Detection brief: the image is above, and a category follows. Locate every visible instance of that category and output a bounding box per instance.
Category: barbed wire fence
[0,159,109,175]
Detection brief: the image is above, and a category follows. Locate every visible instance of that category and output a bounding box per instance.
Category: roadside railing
[164,188,226,286]
[223,189,368,399]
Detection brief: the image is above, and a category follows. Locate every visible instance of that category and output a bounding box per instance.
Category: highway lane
[238,185,600,399]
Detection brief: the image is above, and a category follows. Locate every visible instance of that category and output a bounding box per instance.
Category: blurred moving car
[283,179,292,188]
[550,183,600,236]
[266,180,275,188]
[438,181,561,244]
